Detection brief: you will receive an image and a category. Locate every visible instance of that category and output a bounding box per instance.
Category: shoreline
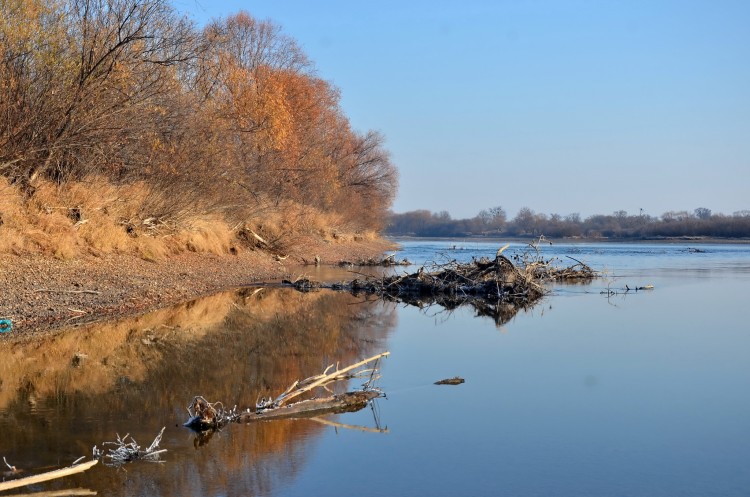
[388,235,750,245]
[1,237,396,338]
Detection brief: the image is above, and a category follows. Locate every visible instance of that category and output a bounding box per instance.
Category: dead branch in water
[509,236,598,282]
[185,352,388,431]
[0,459,97,492]
[338,254,549,317]
[283,242,598,326]
[270,351,389,408]
[297,246,595,305]
[93,427,167,466]
[238,390,381,422]
[185,396,239,429]
[1,489,97,497]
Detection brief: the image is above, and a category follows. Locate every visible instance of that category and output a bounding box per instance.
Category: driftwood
[92,428,167,466]
[185,352,388,431]
[338,253,411,267]
[0,489,97,497]
[509,236,598,281]
[237,391,380,422]
[0,460,97,492]
[284,242,598,326]
[184,397,238,430]
[270,351,389,407]
[327,254,545,326]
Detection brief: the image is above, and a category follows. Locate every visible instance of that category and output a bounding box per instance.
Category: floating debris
[435,377,465,385]
[93,427,167,466]
[287,244,597,326]
[184,397,239,430]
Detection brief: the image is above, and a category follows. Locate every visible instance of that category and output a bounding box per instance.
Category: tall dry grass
[0,177,239,259]
[0,176,377,260]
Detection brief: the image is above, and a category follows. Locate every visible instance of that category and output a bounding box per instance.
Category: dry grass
[0,178,239,259]
[240,198,377,254]
[0,177,382,261]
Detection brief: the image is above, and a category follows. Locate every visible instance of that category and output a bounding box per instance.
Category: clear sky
[173,0,750,220]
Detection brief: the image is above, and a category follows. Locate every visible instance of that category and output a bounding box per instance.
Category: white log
[0,460,97,492]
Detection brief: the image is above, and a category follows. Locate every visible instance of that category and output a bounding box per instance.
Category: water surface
[1,241,749,496]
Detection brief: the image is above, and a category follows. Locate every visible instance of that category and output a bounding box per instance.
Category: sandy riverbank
[0,236,396,336]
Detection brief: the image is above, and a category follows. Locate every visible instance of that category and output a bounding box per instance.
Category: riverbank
[0,236,395,336]
[390,235,750,245]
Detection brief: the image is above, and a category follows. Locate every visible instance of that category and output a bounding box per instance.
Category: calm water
[1,241,749,496]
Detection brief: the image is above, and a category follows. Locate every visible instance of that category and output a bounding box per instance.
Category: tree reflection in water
[0,288,396,496]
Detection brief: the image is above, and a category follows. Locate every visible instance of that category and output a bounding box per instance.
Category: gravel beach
[0,237,395,336]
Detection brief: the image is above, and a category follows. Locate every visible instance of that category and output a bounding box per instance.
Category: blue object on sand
[0,319,12,332]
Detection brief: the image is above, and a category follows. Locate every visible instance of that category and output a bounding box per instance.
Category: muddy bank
[0,236,395,336]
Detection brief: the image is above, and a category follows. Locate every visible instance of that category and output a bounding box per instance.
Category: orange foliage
[1,4,397,254]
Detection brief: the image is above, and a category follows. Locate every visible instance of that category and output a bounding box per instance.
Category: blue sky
[173,0,750,220]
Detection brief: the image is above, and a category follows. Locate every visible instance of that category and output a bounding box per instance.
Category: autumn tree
[2,3,397,239]
[193,11,396,228]
[1,0,198,184]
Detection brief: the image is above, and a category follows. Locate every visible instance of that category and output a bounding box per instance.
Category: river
[1,240,749,496]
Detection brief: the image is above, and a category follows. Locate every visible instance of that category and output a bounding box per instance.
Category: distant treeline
[387,207,750,239]
[1,0,396,239]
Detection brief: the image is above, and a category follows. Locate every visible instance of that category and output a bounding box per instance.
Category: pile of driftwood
[509,237,597,282]
[283,243,596,325]
[185,352,388,432]
[362,253,545,300]
[280,242,598,325]
[348,252,546,325]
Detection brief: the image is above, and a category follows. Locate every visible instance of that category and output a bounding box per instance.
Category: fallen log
[185,352,388,431]
[236,391,380,423]
[0,460,97,492]
[0,489,97,497]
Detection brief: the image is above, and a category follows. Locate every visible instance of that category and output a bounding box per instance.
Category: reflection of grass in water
[0,290,396,496]
[0,289,396,410]
[0,292,236,409]
[0,289,396,496]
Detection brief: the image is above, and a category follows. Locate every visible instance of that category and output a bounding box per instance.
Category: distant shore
[1,237,395,337]
[388,235,750,245]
